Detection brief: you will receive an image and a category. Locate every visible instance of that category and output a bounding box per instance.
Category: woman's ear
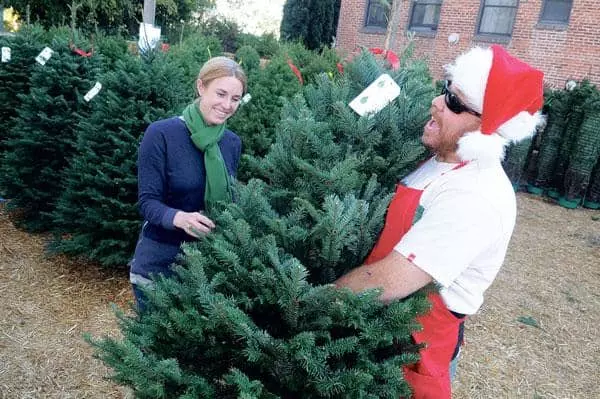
[196,79,205,97]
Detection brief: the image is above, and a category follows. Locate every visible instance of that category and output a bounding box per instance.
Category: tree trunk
[383,0,402,51]
[143,0,156,25]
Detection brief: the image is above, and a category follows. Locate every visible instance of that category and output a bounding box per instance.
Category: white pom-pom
[457,131,508,165]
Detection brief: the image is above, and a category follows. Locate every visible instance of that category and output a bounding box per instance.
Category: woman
[129,56,247,308]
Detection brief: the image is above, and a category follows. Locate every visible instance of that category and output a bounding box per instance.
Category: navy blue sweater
[130,117,241,278]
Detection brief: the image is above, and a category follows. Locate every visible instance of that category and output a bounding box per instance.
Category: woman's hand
[173,211,215,238]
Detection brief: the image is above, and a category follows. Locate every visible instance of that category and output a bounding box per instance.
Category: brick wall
[336,0,600,88]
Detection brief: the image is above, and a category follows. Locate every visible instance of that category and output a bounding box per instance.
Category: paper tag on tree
[138,22,161,53]
[241,93,252,105]
[35,47,54,65]
[84,82,103,102]
[1,47,10,63]
[349,73,401,117]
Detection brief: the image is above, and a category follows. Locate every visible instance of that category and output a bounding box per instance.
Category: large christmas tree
[89,50,435,397]
[0,25,48,176]
[50,51,191,267]
[0,33,103,231]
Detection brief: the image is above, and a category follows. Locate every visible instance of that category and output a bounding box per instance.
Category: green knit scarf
[182,101,232,210]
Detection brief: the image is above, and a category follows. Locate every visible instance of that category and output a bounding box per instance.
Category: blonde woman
[129,57,247,309]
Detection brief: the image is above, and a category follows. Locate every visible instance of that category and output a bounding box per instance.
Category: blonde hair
[196,56,247,96]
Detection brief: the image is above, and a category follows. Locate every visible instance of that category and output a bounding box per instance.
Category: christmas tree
[502,138,534,191]
[164,32,223,95]
[89,50,435,397]
[548,81,596,198]
[583,158,600,209]
[50,51,191,267]
[529,89,569,194]
[0,33,103,231]
[228,43,340,180]
[0,25,47,173]
[560,91,600,208]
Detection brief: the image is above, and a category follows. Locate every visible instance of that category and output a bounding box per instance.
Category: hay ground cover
[0,193,598,398]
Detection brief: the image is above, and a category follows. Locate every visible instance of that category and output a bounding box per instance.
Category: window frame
[538,0,573,25]
[364,0,390,29]
[408,0,443,32]
[475,0,519,39]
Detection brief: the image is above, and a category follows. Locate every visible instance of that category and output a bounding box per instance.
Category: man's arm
[335,251,433,303]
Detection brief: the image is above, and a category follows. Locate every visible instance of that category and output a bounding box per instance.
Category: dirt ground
[0,193,599,398]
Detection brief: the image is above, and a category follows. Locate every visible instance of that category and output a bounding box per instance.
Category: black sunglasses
[441,80,481,118]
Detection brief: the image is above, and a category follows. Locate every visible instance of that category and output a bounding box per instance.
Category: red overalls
[365,164,467,399]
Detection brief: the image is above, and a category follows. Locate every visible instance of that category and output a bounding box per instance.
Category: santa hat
[445,45,545,163]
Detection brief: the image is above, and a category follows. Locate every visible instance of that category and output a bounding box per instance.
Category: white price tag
[84,82,103,102]
[35,47,54,65]
[1,47,11,63]
[241,93,252,105]
[138,22,162,53]
[349,73,401,117]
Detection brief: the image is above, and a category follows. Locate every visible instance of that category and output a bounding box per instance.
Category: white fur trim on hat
[456,111,545,164]
[497,111,545,143]
[444,47,493,114]
[457,132,508,165]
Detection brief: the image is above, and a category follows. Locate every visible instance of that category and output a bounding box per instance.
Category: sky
[212,0,285,36]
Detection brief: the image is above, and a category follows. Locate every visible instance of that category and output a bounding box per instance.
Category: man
[336,45,544,398]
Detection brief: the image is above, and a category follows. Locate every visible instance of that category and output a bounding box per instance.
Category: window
[365,0,389,28]
[539,0,572,24]
[409,0,442,31]
[477,0,518,36]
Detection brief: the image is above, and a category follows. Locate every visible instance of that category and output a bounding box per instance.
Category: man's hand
[335,251,433,303]
[173,211,215,238]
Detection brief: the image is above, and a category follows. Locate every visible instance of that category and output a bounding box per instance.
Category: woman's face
[197,76,243,125]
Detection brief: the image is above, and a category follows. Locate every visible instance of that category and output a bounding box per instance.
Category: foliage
[156,0,216,40]
[89,50,435,398]
[8,0,215,37]
[164,31,223,92]
[0,24,47,172]
[280,0,341,50]
[502,138,534,190]
[235,45,260,73]
[584,159,600,208]
[228,42,340,178]
[228,50,302,168]
[530,89,570,190]
[284,42,340,85]
[94,33,129,69]
[561,92,600,204]
[200,15,241,53]
[237,32,280,58]
[280,0,309,45]
[0,33,103,231]
[49,52,190,266]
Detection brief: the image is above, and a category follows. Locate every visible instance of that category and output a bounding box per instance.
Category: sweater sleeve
[231,134,242,178]
[137,123,178,230]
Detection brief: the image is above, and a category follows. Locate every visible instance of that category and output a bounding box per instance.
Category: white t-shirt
[394,157,516,315]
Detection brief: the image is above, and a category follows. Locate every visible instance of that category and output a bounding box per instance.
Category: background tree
[228,42,340,181]
[560,92,600,208]
[0,32,103,231]
[280,0,341,50]
[7,0,215,37]
[0,24,47,176]
[49,51,191,267]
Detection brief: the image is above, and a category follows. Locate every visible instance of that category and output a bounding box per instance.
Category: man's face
[422,82,482,162]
